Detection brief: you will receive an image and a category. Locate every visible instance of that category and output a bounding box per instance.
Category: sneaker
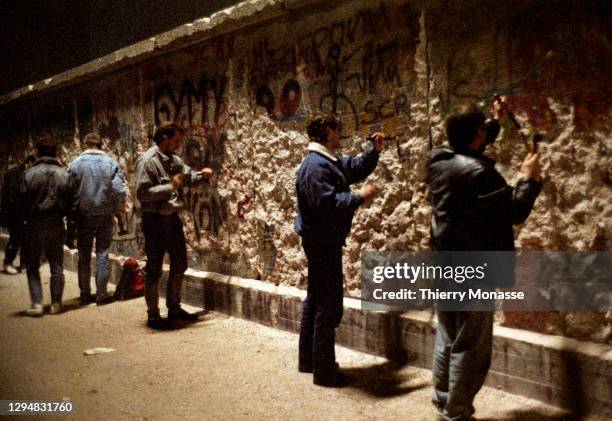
[147,316,172,330]
[96,293,114,306]
[167,308,199,322]
[50,302,63,315]
[25,302,44,317]
[79,294,96,306]
[3,263,18,275]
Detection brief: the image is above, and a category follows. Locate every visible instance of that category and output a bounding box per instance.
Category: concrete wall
[0,0,610,343]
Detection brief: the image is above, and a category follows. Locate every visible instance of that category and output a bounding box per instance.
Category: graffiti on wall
[248,2,419,139]
[154,72,232,240]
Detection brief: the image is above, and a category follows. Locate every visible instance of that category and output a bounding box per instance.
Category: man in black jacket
[20,137,73,317]
[1,154,36,274]
[427,103,541,420]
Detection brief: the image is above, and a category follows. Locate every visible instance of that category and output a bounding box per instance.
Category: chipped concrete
[0,0,610,344]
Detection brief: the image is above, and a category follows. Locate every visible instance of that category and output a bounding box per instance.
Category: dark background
[0,0,241,95]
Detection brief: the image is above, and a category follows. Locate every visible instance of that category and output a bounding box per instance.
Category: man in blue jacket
[295,112,384,387]
[69,133,127,305]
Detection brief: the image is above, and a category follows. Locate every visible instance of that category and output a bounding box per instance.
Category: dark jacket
[1,163,27,225]
[20,157,73,220]
[295,146,379,245]
[427,146,541,251]
[427,146,541,287]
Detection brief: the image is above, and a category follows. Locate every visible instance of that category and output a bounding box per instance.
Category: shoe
[313,369,351,387]
[50,302,63,314]
[96,293,114,306]
[25,302,44,317]
[79,294,96,306]
[167,308,199,322]
[3,263,18,275]
[299,362,339,373]
[147,316,172,330]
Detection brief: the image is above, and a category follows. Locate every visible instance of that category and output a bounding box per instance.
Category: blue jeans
[432,311,494,421]
[24,216,66,304]
[77,215,114,297]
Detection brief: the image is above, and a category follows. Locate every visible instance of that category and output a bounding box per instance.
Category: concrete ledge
[1,233,610,416]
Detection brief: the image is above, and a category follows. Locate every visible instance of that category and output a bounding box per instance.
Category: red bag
[114,257,145,300]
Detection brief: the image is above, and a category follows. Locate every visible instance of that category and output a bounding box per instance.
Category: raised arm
[338,147,379,184]
[472,167,541,225]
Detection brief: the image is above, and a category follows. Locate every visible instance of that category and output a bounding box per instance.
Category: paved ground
[0,255,585,421]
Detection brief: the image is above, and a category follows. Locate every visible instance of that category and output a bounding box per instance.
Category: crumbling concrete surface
[0,0,610,343]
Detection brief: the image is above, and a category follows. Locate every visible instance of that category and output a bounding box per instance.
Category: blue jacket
[295,145,379,245]
[68,149,127,217]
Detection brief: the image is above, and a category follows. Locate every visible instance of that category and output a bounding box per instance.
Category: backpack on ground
[114,257,145,300]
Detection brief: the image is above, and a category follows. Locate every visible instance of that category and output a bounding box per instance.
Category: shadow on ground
[11,297,85,317]
[342,360,430,398]
[145,310,212,333]
[480,409,573,421]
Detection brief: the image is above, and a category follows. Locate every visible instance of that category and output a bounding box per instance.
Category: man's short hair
[35,136,57,157]
[84,132,102,147]
[306,112,340,144]
[153,122,183,145]
[446,105,485,151]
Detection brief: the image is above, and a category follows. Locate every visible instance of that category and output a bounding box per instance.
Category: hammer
[493,94,544,154]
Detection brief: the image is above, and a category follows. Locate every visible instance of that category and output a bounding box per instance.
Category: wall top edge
[0,0,310,108]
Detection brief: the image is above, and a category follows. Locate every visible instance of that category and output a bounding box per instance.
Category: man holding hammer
[135,122,213,330]
[295,113,384,387]
[427,99,542,420]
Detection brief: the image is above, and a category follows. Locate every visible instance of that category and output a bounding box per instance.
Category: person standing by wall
[20,137,73,316]
[295,113,384,387]
[1,154,36,274]
[135,122,213,330]
[426,101,542,420]
[68,132,127,306]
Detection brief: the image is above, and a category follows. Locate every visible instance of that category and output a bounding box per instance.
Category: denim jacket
[68,149,127,217]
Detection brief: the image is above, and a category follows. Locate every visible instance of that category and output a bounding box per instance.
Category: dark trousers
[24,216,66,304]
[141,212,188,318]
[298,239,344,376]
[4,219,26,267]
[432,311,494,421]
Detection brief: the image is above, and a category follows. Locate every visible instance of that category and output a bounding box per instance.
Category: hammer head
[530,132,545,153]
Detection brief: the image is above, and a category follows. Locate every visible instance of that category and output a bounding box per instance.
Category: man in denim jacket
[69,133,127,305]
